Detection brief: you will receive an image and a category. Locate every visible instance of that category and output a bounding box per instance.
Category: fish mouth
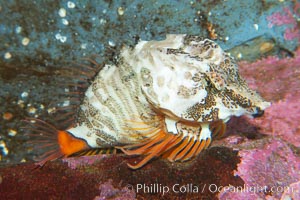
[252,107,265,118]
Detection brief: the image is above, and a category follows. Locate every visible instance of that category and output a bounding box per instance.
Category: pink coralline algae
[254,95,300,147]
[267,3,300,41]
[238,48,300,147]
[218,47,300,200]
[94,179,136,200]
[281,181,300,200]
[219,138,300,200]
[62,155,108,169]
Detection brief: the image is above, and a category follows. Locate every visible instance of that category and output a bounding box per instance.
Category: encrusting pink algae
[219,139,300,199]
[94,179,136,200]
[267,3,300,41]
[218,48,300,199]
[239,48,300,147]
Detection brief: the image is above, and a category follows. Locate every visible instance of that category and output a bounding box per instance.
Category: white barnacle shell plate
[121,34,270,124]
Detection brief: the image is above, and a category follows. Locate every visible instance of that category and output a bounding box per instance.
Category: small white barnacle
[26,34,270,169]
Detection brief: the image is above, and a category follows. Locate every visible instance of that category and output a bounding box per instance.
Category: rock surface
[0,1,299,199]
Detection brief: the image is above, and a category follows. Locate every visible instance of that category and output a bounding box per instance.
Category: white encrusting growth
[21,91,29,98]
[108,40,116,47]
[0,140,9,156]
[55,33,67,43]
[8,129,17,137]
[4,52,11,59]
[15,26,22,34]
[62,18,69,26]
[67,1,76,9]
[58,8,66,17]
[62,100,70,107]
[117,7,125,16]
[22,37,30,46]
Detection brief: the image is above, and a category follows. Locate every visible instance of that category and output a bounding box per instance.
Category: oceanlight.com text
[125,183,296,196]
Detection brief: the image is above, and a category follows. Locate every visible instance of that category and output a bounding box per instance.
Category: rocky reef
[0,0,299,199]
[1,48,299,199]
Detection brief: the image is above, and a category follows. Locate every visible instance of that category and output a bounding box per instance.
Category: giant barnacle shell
[68,34,270,168]
[29,34,271,169]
